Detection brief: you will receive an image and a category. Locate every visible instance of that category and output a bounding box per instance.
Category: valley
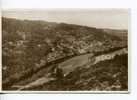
[2,17,128,91]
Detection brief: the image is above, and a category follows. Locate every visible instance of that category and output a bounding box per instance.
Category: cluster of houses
[46,35,106,62]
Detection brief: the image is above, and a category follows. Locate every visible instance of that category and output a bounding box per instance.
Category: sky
[2,9,130,29]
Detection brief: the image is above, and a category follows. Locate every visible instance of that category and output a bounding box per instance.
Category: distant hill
[103,28,128,41]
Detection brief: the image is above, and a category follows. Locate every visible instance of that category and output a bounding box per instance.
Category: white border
[0,8,130,94]
[1,1,137,100]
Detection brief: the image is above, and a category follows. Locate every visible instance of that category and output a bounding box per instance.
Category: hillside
[2,17,128,91]
[103,29,128,41]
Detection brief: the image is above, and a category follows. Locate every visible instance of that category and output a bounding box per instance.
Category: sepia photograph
[1,9,129,92]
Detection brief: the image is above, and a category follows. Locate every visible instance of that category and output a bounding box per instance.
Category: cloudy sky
[2,9,129,29]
